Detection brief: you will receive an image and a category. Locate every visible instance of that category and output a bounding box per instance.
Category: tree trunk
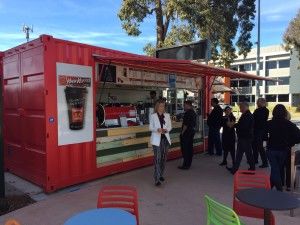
[155,0,164,48]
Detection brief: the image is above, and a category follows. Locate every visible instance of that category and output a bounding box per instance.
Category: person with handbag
[266,104,300,191]
[220,106,236,166]
[149,99,172,186]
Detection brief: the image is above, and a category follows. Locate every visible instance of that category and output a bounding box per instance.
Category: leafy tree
[118,0,178,48]
[143,24,196,56]
[118,0,256,67]
[178,0,256,67]
[283,9,300,59]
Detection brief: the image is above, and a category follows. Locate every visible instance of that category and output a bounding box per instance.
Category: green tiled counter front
[96,122,203,167]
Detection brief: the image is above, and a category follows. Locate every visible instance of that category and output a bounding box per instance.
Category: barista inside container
[150,90,157,106]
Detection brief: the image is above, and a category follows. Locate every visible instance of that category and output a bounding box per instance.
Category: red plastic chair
[233,170,275,225]
[5,219,21,225]
[97,186,139,225]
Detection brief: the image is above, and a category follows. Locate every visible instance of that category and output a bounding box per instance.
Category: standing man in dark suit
[178,101,197,170]
[252,98,269,168]
[207,98,223,156]
[228,102,255,174]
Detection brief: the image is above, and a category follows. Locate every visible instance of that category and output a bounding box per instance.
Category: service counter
[96,122,203,167]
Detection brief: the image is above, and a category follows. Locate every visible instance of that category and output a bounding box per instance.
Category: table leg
[264,209,271,225]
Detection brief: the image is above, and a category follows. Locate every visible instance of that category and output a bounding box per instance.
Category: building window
[278,59,290,68]
[266,80,277,86]
[251,95,255,102]
[239,80,251,87]
[239,95,251,102]
[278,94,289,102]
[278,77,290,85]
[266,61,277,69]
[231,95,238,103]
[250,62,263,71]
[244,63,252,71]
[231,65,238,71]
[266,95,277,102]
[252,80,263,86]
[231,80,238,87]
[239,64,245,72]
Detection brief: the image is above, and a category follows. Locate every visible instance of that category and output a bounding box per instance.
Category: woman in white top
[149,99,172,186]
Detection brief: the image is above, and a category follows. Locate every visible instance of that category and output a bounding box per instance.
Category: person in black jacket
[220,106,236,166]
[178,101,197,170]
[207,98,223,156]
[227,102,255,174]
[252,98,269,168]
[266,104,300,191]
[283,111,292,191]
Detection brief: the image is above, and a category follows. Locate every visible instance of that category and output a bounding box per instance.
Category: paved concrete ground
[0,154,299,225]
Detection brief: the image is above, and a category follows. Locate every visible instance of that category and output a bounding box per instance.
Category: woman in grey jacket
[149,99,172,186]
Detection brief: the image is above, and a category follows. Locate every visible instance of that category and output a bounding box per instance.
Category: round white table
[64,208,136,225]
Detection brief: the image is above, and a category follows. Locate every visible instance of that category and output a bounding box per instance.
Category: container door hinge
[44,45,47,51]
[47,176,50,181]
[46,133,50,138]
[45,90,49,95]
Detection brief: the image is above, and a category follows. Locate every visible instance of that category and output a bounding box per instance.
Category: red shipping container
[0,35,206,192]
[1,35,265,192]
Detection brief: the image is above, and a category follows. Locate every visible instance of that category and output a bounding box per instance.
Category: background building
[230,45,300,107]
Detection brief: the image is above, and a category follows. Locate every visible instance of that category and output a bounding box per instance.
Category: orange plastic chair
[5,219,21,225]
[97,186,139,225]
[233,170,275,225]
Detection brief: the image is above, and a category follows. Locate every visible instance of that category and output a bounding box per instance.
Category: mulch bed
[0,195,36,216]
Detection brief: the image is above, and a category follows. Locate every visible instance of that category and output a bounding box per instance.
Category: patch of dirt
[0,195,35,216]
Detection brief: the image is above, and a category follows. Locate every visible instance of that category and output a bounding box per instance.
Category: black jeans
[180,130,195,168]
[232,138,255,172]
[267,149,288,191]
[283,149,291,189]
[222,138,235,164]
[252,130,268,165]
[208,127,222,155]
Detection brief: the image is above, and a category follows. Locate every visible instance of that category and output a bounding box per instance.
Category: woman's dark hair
[272,104,288,120]
[224,106,232,112]
[211,98,219,104]
[184,100,193,106]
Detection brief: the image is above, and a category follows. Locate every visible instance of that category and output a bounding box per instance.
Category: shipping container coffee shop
[0,35,268,192]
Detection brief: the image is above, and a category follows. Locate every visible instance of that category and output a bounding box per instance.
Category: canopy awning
[93,54,273,81]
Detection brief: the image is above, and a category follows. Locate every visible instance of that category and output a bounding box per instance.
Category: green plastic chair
[205,195,244,225]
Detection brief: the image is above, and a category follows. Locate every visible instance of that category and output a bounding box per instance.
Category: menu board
[156,73,168,87]
[114,65,200,90]
[176,76,187,89]
[143,71,156,86]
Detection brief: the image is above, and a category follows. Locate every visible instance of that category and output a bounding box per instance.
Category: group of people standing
[207,98,300,191]
[149,99,197,186]
[148,96,300,191]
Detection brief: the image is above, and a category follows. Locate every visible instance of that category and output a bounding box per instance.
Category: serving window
[95,63,204,167]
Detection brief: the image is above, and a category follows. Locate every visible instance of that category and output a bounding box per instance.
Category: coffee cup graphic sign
[65,86,87,130]
[56,63,93,146]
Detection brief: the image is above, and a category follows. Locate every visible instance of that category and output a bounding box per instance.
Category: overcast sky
[0,0,299,54]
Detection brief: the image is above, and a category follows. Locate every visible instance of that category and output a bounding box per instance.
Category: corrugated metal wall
[44,37,96,191]
[3,39,46,186]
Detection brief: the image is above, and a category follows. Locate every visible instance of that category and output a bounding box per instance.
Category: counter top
[96,122,182,138]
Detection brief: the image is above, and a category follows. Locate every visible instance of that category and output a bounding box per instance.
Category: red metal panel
[3,39,46,187]
[43,36,96,192]
[3,53,22,174]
